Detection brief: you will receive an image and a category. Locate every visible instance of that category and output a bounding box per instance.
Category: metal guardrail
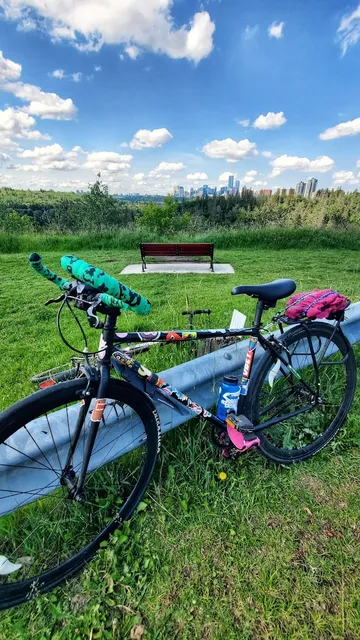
[2,303,360,516]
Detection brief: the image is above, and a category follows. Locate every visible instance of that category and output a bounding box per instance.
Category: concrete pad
[120,262,235,275]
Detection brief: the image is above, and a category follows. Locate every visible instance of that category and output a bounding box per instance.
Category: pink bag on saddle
[285,289,350,321]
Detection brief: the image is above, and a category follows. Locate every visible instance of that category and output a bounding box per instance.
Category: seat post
[253,300,265,330]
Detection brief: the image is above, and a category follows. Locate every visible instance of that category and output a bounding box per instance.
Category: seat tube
[237,301,263,413]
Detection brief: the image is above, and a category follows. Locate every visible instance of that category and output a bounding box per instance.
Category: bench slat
[140,242,214,271]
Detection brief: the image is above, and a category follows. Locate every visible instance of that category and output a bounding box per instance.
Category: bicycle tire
[0,377,160,610]
[249,322,356,464]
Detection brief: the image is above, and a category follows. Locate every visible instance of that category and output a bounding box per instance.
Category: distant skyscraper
[259,189,272,196]
[295,181,306,196]
[179,186,184,199]
[305,177,318,198]
[228,175,234,190]
[189,187,195,198]
[286,188,295,195]
[235,179,240,193]
[202,184,209,196]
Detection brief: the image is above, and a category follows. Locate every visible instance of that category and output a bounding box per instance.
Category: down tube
[112,350,220,422]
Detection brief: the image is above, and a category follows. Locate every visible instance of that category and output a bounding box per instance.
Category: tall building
[259,189,272,196]
[305,177,318,198]
[189,187,195,198]
[179,186,184,199]
[173,186,180,197]
[228,175,234,190]
[235,179,240,193]
[202,184,209,196]
[286,188,295,195]
[295,181,306,196]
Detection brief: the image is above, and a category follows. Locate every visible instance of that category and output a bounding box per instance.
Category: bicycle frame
[67,304,320,497]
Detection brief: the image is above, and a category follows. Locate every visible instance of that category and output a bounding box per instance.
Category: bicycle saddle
[232,279,296,302]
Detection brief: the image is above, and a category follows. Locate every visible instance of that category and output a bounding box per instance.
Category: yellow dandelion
[219,472,227,481]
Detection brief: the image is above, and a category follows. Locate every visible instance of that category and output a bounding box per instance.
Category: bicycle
[0,252,356,610]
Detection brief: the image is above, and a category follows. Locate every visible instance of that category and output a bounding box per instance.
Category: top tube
[114,327,254,344]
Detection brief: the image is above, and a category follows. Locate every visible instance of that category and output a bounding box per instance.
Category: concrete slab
[120,262,234,275]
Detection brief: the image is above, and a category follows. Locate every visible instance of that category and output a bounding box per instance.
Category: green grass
[2,226,360,253]
[1,246,360,639]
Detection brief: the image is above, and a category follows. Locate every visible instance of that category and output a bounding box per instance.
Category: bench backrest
[140,243,214,257]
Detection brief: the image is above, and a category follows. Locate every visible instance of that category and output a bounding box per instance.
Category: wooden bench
[140,243,214,272]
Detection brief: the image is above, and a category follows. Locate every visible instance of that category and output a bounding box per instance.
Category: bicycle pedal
[225,413,253,432]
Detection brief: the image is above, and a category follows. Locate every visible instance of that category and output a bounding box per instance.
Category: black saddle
[232,279,296,303]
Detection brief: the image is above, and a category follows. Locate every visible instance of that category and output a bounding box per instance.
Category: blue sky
[0,0,359,193]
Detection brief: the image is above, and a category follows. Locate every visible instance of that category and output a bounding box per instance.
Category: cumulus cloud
[253,111,287,130]
[94,65,102,72]
[261,150,272,158]
[130,128,173,150]
[51,69,82,82]
[337,4,360,55]
[125,45,141,60]
[237,119,250,127]
[0,107,49,143]
[16,143,81,171]
[203,138,257,163]
[0,49,21,82]
[269,154,335,177]
[0,2,215,63]
[134,172,145,180]
[219,171,237,182]
[268,21,285,39]
[253,180,267,187]
[2,81,78,119]
[83,151,133,173]
[319,117,360,141]
[333,170,360,185]
[151,161,185,173]
[187,172,208,180]
[242,170,258,184]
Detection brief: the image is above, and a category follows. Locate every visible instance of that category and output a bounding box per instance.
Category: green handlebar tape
[60,254,151,315]
[99,293,129,312]
[29,253,72,291]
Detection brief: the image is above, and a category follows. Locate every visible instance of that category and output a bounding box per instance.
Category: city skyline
[171,175,321,199]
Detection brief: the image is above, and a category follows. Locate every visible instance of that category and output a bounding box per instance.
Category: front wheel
[249,322,356,464]
[0,378,159,610]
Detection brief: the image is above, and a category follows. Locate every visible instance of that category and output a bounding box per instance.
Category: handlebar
[29,253,151,316]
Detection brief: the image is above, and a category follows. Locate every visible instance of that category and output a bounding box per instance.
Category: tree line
[0,177,359,235]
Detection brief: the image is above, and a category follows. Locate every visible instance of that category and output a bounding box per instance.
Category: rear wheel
[250,322,356,464]
[0,378,159,610]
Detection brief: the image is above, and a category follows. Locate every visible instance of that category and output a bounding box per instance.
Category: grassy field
[1,246,360,639]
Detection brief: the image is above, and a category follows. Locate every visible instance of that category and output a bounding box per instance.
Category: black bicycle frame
[68,302,320,495]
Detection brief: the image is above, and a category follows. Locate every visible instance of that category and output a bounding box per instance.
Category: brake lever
[45,293,66,306]
[86,301,104,329]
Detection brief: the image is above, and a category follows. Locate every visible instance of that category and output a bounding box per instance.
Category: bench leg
[142,258,146,272]
[210,259,214,272]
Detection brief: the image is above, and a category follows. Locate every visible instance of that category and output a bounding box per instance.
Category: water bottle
[217,375,241,421]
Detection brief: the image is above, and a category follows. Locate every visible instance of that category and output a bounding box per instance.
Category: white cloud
[244,25,258,40]
[337,4,360,55]
[0,152,10,162]
[51,69,65,79]
[125,45,141,60]
[0,50,22,82]
[203,138,257,163]
[94,65,102,72]
[237,119,250,127]
[219,171,236,182]
[119,142,129,148]
[129,128,173,150]
[319,117,360,141]
[2,80,77,120]
[268,21,285,39]
[134,172,145,180]
[253,180,267,187]
[151,161,185,173]
[269,154,335,177]
[242,170,258,184]
[83,151,133,173]
[261,150,272,158]
[187,172,208,180]
[333,170,360,185]
[51,69,82,82]
[253,111,287,130]
[0,2,215,63]
[0,107,46,143]
[15,142,82,171]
